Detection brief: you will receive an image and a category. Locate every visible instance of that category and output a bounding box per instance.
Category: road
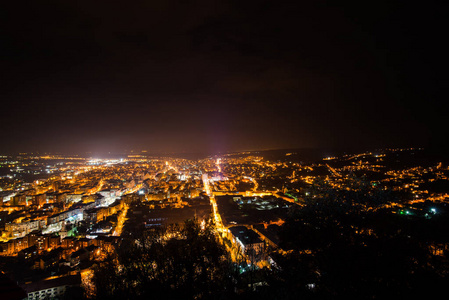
[202,176,225,233]
[113,204,128,236]
[326,164,341,177]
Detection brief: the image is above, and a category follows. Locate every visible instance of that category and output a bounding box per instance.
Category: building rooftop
[229,226,263,245]
[20,274,81,294]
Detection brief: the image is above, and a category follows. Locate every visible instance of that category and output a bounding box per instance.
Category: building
[228,226,264,255]
[20,274,81,300]
[4,220,40,238]
[0,191,16,206]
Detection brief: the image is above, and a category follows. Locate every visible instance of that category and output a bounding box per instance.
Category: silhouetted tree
[276,176,449,299]
[92,218,236,299]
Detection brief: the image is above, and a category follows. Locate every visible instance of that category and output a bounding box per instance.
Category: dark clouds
[0,0,446,154]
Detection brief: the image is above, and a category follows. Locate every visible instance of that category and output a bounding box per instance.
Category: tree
[91,218,236,299]
[275,176,449,299]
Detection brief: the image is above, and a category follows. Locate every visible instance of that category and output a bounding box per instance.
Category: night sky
[0,1,446,155]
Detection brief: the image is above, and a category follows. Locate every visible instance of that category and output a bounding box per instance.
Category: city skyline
[1,147,448,299]
[1,2,448,298]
